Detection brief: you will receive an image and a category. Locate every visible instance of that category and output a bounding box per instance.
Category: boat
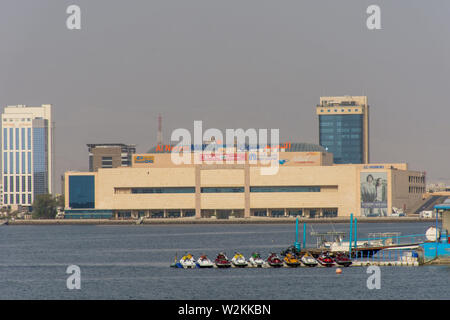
[316,252,335,267]
[300,252,318,267]
[231,252,248,268]
[179,253,197,268]
[215,252,232,268]
[267,253,284,268]
[333,252,352,267]
[248,252,265,267]
[196,254,214,268]
[283,252,301,267]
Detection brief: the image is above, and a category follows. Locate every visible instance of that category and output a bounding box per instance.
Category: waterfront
[0,222,448,300]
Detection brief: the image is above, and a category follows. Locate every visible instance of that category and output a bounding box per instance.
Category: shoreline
[2,216,439,225]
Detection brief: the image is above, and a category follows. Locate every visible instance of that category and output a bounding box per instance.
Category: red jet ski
[334,252,352,267]
[317,252,335,267]
[215,252,232,268]
[267,253,284,268]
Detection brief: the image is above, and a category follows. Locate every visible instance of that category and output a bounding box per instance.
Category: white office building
[1,105,54,207]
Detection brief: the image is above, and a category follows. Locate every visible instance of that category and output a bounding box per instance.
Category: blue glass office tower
[1,105,53,207]
[317,96,369,164]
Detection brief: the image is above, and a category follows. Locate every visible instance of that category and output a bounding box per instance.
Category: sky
[0,0,449,192]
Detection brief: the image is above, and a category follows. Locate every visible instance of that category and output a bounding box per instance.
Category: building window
[4,176,7,192]
[22,152,25,174]
[3,152,7,174]
[15,128,19,150]
[130,187,195,194]
[22,176,26,192]
[201,187,244,193]
[28,176,32,192]
[28,194,32,204]
[10,194,13,204]
[27,128,31,150]
[16,152,19,174]
[4,194,7,205]
[250,186,321,192]
[21,128,25,150]
[3,128,7,150]
[101,156,113,168]
[28,152,31,174]
[9,128,13,152]
[9,152,13,174]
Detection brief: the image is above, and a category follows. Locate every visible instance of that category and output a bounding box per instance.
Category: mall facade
[64,143,426,219]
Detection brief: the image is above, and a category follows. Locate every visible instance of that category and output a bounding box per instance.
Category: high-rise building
[1,104,54,207]
[316,96,369,164]
[87,143,136,172]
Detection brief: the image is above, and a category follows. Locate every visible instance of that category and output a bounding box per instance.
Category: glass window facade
[33,127,48,196]
[319,114,364,164]
[69,175,95,208]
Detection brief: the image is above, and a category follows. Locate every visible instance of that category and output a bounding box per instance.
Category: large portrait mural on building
[360,172,387,216]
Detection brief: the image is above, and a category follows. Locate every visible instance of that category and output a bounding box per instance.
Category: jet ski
[215,252,232,268]
[179,253,197,268]
[231,252,248,268]
[333,252,352,267]
[283,252,301,267]
[316,252,335,267]
[300,252,318,267]
[196,254,214,268]
[267,253,284,268]
[248,252,265,267]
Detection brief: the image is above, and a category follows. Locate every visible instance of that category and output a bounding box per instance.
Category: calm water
[0,222,448,300]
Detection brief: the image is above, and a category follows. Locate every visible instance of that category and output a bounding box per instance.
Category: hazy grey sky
[1,0,449,191]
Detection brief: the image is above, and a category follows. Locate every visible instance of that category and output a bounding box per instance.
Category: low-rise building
[64,143,425,219]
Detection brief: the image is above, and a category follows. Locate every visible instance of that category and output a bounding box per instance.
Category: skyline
[1,1,449,191]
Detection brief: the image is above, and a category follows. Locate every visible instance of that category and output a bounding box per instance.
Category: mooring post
[435,210,439,259]
[303,223,306,249]
[294,217,300,250]
[349,213,353,255]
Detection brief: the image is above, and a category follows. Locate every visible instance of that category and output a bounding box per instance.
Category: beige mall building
[64,143,425,219]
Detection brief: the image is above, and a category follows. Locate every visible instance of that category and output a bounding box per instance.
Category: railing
[353,248,419,264]
[354,234,426,247]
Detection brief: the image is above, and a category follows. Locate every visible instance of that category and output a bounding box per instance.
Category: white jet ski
[196,254,214,268]
[248,252,265,267]
[231,252,248,267]
[179,253,196,268]
[300,252,318,267]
